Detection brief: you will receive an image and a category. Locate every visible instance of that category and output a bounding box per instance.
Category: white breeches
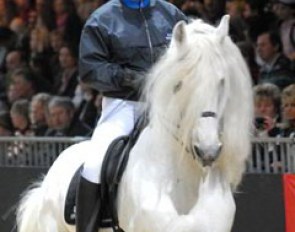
[82,97,141,183]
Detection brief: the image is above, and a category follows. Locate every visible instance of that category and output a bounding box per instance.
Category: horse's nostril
[217,143,223,155]
[193,143,223,166]
[193,145,204,158]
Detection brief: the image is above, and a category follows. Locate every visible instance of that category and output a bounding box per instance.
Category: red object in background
[284,174,295,232]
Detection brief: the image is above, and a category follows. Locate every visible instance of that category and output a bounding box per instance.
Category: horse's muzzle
[193,143,222,166]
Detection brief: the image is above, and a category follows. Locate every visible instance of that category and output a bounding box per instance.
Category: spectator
[253,83,284,172]
[7,68,37,103]
[29,27,53,89]
[3,49,28,97]
[45,96,91,137]
[0,0,13,26]
[9,98,34,165]
[5,49,27,74]
[11,0,35,25]
[280,84,295,137]
[9,16,29,52]
[256,30,294,89]
[237,40,259,84]
[53,0,83,49]
[253,83,282,137]
[74,82,99,128]
[181,0,204,19]
[34,0,56,31]
[10,99,32,136]
[226,0,248,42]
[29,92,51,136]
[202,0,226,24]
[48,29,64,76]
[242,0,277,43]
[272,0,295,61]
[53,44,79,97]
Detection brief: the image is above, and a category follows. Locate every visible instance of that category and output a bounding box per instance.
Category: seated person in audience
[73,81,99,129]
[6,68,37,104]
[45,96,91,137]
[9,99,34,164]
[4,49,27,75]
[272,0,295,61]
[29,93,51,136]
[48,30,64,77]
[253,83,284,172]
[0,111,13,136]
[255,30,294,89]
[280,84,295,137]
[1,49,27,100]
[53,44,79,98]
[253,83,282,137]
[10,99,33,136]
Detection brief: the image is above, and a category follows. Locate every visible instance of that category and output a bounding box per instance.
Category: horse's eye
[173,81,183,94]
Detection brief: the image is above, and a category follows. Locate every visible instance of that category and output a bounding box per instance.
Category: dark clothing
[280,126,295,138]
[31,124,48,136]
[77,99,99,128]
[258,54,295,90]
[79,0,187,100]
[63,13,83,50]
[53,69,79,98]
[45,117,92,137]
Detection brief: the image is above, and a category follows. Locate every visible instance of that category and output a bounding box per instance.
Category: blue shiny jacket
[79,0,187,100]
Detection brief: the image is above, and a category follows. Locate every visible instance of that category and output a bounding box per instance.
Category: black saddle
[64,116,145,231]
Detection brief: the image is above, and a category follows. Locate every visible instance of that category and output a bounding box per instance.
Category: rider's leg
[76,97,140,232]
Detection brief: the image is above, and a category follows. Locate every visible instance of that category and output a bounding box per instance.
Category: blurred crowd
[0,0,294,139]
[0,0,105,137]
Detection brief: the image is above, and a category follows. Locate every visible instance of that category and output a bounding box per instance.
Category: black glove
[120,68,146,91]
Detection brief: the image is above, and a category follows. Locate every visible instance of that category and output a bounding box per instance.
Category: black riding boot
[76,174,100,232]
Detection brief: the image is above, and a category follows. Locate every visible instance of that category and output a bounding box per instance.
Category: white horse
[17,15,253,232]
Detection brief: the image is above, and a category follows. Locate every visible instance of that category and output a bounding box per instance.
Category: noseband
[201,111,217,118]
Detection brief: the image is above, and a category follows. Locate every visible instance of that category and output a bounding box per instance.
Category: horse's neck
[140,126,202,213]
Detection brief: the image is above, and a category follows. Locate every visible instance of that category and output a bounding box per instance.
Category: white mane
[143,17,253,188]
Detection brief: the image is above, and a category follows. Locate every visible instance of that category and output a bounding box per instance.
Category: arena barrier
[0,136,294,172]
[0,137,294,232]
[0,136,88,167]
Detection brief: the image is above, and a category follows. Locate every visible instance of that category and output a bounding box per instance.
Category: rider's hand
[121,68,146,91]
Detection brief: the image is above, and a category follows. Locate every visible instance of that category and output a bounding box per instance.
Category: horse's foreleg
[126,169,235,232]
[119,182,203,232]
[188,168,236,232]
[132,206,205,232]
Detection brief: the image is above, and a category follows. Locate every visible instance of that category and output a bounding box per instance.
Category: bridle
[159,110,219,159]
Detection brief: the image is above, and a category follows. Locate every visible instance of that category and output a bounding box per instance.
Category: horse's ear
[216,15,230,42]
[173,21,187,45]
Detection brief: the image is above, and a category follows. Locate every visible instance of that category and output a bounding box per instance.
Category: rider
[76,0,187,231]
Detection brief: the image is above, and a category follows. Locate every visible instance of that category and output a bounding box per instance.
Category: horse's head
[170,16,232,166]
[145,15,253,173]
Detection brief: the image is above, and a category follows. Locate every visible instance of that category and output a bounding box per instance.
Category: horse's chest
[170,177,199,214]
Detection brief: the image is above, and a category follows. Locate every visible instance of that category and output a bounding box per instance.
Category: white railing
[0,136,294,173]
[0,136,88,167]
[249,137,295,173]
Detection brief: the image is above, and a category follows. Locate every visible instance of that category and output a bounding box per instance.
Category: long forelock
[143,20,253,184]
